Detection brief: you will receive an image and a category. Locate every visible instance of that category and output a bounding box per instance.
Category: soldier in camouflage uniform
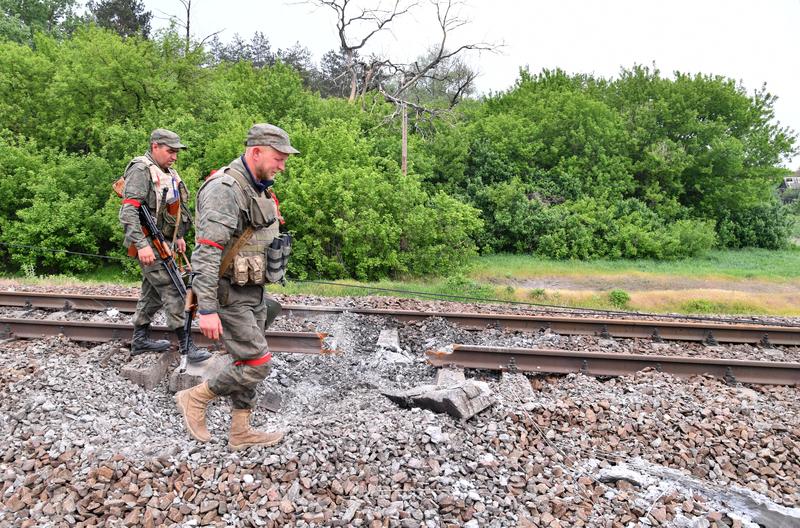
[175,123,297,451]
[119,129,210,363]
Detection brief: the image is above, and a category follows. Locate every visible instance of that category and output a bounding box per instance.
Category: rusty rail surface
[0,317,329,355]
[0,291,135,312]
[427,344,800,385]
[3,291,800,346]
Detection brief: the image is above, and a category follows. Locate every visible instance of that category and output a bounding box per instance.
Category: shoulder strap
[218,227,255,278]
[226,168,254,197]
[196,166,229,205]
[171,199,182,246]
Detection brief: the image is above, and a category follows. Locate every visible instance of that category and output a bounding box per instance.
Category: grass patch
[6,248,799,315]
[471,248,800,281]
[1,264,137,287]
[267,276,497,303]
[679,298,767,315]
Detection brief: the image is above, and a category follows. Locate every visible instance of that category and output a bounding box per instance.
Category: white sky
[146,0,800,169]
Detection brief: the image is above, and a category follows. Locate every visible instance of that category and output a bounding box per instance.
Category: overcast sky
[146,0,800,169]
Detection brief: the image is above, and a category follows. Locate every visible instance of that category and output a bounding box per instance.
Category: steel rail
[0,317,329,355]
[427,344,800,385]
[3,291,800,346]
[342,308,800,346]
[0,291,135,312]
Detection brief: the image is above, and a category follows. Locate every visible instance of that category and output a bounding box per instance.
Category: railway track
[427,344,800,385]
[3,290,800,346]
[1,291,798,385]
[0,317,329,355]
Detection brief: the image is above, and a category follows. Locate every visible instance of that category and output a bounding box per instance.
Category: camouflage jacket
[192,156,280,313]
[118,152,191,251]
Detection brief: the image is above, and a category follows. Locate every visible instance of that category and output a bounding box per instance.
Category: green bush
[0,28,796,277]
[474,177,555,252]
[278,120,482,280]
[533,199,716,259]
[608,289,631,308]
[424,66,796,257]
[0,139,117,273]
[715,202,792,249]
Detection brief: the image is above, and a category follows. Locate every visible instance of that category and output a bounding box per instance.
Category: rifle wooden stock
[151,238,173,261]
[181,275,198,356]
[184,287,197,315]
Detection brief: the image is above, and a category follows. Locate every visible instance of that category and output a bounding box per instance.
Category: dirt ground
[485,273,800,315]
[508,275,798,295]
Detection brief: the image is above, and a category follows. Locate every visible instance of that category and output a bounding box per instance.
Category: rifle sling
[172,201,182,246]
[218,226,255,278]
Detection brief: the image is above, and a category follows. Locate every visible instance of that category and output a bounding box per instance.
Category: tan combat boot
[228,409,284,451]
[175,381,216,442]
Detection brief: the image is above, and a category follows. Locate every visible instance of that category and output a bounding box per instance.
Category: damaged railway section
[426,344,800,386]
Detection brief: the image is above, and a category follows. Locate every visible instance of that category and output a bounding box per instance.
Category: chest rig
[205,165,279,285]
[117,155,190,250]
[126,156,185,217]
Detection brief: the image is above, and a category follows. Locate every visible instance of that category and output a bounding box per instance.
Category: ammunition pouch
[232,254,266,286]
[159,183,191,240]
[266,234,292,284]
[159,201,192,240]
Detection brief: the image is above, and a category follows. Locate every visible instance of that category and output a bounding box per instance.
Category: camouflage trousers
[132,263,186,330]
[208,278,282,409]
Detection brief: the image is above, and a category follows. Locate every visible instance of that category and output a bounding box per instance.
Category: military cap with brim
[245,123,300,154]
[150,128,187,149]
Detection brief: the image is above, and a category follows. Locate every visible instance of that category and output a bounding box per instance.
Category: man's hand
[199,313,224,340]
[137,245,156,265]
[175,237,187,253]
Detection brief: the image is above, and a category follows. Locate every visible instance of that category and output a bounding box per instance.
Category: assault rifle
[136,202,187,300]
[136,200,205,369]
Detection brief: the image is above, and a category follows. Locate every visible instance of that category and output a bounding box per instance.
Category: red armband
[122,199,141,208]
[234,352,272,367]
[197,238,224,250]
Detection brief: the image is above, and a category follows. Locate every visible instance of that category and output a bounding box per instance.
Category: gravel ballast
[1,283,799,527]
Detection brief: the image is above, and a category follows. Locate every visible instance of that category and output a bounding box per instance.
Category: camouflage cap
[245,123,299,154]
[150,128,187,149]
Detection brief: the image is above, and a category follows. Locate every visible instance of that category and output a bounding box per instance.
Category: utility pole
[401,102,408,176]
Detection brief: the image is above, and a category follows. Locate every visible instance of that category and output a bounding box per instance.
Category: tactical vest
[124,155,190,240]
[200,164,279,285]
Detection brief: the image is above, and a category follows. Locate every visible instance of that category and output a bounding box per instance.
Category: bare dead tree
[306,0,418,102]
[156,0,222,55]
[178,0,192,52]
[389,0,493,103]
[309,0,497,106]
[310,0,499,174]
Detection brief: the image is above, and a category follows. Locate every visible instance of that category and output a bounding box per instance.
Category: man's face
[151,143,180,170]
[252,146,289,181]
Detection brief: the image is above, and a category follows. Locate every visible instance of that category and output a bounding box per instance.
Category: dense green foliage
[428,68,796,259]
[0,22,796,278]
[0,27,480,279]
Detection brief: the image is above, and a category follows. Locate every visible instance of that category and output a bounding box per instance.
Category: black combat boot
[131,324,171,355]
[175,327,212,364]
